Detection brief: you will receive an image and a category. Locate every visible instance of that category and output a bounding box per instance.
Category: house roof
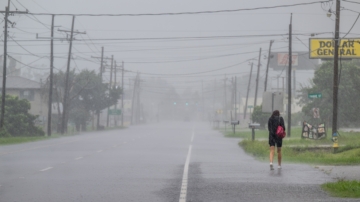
[0,76,42,89]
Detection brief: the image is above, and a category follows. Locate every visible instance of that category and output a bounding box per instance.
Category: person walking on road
[268,110,285,170]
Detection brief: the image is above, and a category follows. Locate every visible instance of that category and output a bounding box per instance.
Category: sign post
[308,93,322,99]
[108,109,121,116]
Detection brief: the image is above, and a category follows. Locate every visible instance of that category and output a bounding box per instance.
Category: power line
[343,0,360,5]
[342,13,360,38]
[125,57,256,76]
[22,1,331,16]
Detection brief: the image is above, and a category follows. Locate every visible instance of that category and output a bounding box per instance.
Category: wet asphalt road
[0,122,357,202]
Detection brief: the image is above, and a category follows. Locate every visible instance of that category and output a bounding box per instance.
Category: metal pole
[106,55,114,127]
[96,47,104,130]
[244,63,253,119]
[201,80,204,121]
[264,40,274,92]
[131,75,138,125]
[254,48,262,107]
[47,14,55,136]
[234,77,237,121]
[61,15,75,134]
[114,61,117,127]
[224,76,227,122]
[288,14,293,137]
[121,61,124,127]
[332,0,341,135]
[1,7,9,129]
[293,69,296,97]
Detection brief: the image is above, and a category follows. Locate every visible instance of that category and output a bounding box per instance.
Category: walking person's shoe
[278,166,281,169]
[270,163,274,170]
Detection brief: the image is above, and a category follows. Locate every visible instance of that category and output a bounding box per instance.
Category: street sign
[108,109,121,115]
[247,105,253,109]
[308,93,322,99]
[309,38,360,59]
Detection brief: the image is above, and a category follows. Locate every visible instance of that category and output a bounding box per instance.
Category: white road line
[97,150,103,153]
[40,167,53,172]
[179,143,193,202]
[191,132,194,143]
[75,157,83,160]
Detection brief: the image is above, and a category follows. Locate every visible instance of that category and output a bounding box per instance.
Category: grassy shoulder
[221,126,360,165]
[220,126,360,198]
[0,136,57,145]
[321,180,360,198]
[0,125,128,146]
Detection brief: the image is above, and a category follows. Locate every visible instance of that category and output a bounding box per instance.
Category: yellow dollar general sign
[309,38,360,59]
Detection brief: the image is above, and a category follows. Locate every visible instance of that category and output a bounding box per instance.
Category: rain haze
[1,0,360,201]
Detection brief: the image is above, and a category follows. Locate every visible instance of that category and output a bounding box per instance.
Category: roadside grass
[321,180,360,198]
[221,127,360,165]
[239,140,360,165]
[220,126,360,198]
[0,136,53,145]
[0,125,128,146]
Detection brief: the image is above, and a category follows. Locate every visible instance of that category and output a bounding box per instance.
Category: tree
[70,70,121,130]
[0,95,44,137]
[45,69,122,132]
[252,105,270,128]
[298,60,360,127]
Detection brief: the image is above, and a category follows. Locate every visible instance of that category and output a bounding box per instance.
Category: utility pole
[47,15,55,136]
[121,61,124,127]
[288,14,293,137]
[293,69,296,97]
[91,48,115,130]
[59,16,86,134]
[0,7,27,129]
[60,15,75,134]
[264,40,274,92]
[131,74,138,125]
[114,61,118,127]
[106,55,114,128]
[244,63,253,119]
[201,80,204,121]
[36,16,65,135]
[1,7,9,129]
[332,0,341,136]
[136,74,141,124]
[230,77,234,121]
[234,77,237,121]
[224,75,227,122]
[98,47,104,130]
[254,48,262,107]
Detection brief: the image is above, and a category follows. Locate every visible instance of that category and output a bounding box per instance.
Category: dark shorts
[269,135,282,147]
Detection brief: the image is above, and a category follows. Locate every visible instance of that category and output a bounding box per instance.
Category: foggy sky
[1,0,360,94]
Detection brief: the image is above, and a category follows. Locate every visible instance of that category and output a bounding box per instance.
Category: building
[0,76,48,130]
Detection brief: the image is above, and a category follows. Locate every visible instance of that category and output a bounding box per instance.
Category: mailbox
[248,123,261,129]
[223,120,229,124]
[248,123,260,141]
[231,121,239,125]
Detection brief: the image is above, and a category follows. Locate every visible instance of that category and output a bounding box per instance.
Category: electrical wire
[124,57,256,76]
[23,1,332,16]
[342,13,360,38]
[343,0,360,5]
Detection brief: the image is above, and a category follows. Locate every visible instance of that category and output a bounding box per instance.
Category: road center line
[179,132,194,202]
[75,157,83,160]
[40,167,53,172]
[97,150,103,153]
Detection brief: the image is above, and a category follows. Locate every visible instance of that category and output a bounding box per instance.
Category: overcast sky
[1,0,360,93]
